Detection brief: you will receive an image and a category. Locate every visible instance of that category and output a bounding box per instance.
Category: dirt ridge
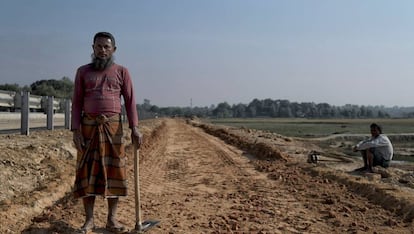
[191,119,414,224]
[309,166,414,221]
[190,120,289,161]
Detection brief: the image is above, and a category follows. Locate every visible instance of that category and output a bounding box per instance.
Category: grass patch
[208,118,414,138]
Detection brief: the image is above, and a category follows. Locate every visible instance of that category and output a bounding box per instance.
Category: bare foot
[80,219,95,233]
[106,219,126,233]
[353,166,367,172]
[364,168,375,173]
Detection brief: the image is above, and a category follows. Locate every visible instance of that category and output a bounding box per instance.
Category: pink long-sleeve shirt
[71,63,139,130]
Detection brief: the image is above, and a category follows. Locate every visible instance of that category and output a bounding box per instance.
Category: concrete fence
[0,89,63,112]
[0,91,71,135]
[0,90,15,109]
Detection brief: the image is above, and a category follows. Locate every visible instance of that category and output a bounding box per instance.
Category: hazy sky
[1,1,414,107]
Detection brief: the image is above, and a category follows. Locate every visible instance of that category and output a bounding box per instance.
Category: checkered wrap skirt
[73,114,127,198]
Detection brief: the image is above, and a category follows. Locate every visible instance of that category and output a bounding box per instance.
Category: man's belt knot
[95,114,109,125]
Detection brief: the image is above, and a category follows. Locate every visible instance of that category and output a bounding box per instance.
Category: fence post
[64,99,71,129]
[46,96,54,130]
[21,91,30,135]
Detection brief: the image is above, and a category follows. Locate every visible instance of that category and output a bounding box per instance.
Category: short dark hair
[370,123,382,134]
[93,32,116,46]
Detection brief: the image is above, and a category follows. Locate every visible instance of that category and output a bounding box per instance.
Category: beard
[91,54,115,70]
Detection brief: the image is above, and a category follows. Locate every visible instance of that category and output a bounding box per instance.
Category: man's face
[93,37,116,60]
[370,127,380,137]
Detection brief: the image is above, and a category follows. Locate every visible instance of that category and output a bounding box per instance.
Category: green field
[207,118,414,138]
[207,118,414,161]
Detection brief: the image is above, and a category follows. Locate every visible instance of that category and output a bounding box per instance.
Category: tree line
[2,79,413,118]
[138,99,397,119]
[0,77,73,99]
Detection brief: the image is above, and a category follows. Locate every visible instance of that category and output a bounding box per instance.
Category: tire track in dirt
[136,119,413,233]
[131,119,334,233]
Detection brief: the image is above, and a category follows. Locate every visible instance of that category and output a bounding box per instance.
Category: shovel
[131,143,160,233]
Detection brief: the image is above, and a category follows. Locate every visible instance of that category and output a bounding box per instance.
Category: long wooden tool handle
[134,144,142,227]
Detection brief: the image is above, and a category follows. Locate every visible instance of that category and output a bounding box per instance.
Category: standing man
[71,32,142,233]
[353,123,393,173]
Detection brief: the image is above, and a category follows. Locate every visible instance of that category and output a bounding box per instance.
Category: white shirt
[356,134,393,161]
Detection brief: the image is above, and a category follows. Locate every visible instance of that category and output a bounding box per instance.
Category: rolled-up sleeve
[356,135,390,150]
[71,68,84,130]
[121,68,139,128]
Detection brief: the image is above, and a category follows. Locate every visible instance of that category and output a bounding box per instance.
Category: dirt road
[2,118,414,233]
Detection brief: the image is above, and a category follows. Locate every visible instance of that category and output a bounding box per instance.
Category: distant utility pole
[190,98,192,108]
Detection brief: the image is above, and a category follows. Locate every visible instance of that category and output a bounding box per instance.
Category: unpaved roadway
[3,118,414,233]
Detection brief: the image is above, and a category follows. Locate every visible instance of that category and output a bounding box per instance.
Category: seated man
[353,123,393,173]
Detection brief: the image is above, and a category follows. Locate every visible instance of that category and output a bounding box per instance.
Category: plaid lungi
[73,114,127,198]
